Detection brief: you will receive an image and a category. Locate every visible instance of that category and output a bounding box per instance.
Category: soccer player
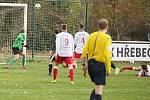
[52,24,75,84]
[82,19,112,100]
[6,28,27,69]
[120,66,141,72]
[119,64,150,77]
[138,65,150,77]
[73,23,89,68]
[48,28,60,76]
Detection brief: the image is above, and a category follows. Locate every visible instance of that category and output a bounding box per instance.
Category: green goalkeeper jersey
[13,33,25,49]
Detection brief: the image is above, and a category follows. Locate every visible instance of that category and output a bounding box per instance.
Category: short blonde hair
[98,19,108,30]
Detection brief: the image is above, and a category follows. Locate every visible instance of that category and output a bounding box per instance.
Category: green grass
[0,61,150,100]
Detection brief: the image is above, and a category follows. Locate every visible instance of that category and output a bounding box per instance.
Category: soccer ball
[129,60,135,64]
[35,4,41,9]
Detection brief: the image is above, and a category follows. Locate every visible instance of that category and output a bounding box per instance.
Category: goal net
[27,0,86,61]
[0,3,27,64]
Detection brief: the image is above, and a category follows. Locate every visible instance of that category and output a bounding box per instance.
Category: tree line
[0,0,149,53]
[88,0,150,41]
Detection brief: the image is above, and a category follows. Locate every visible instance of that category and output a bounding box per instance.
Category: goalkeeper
[6,28,27,69]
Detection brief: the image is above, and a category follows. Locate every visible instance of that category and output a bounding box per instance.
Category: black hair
[141,65,147,70]
[55,28,60,34]
[61,24,67,31]
[79,23,84,29]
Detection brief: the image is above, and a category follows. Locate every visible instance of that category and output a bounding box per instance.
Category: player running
[52,24,75,84]
[73,23,89,69]
[5,28,27,69]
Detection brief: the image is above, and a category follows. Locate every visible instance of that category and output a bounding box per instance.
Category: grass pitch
[0,61,150,100]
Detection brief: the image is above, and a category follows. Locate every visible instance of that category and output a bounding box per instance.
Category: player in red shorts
[73,23,89,68]
[52,24,75,84]
[119,64,150,77]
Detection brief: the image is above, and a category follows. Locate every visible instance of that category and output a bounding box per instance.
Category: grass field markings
[0,89,54,95]
[52,88,150,92]
[2,81,6,84]
[24,91,27,94]
[0,88,150,93]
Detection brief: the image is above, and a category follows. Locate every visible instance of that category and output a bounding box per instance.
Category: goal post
[0,3,27,64]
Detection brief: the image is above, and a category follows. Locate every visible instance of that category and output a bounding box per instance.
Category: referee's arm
[105,35,112,75]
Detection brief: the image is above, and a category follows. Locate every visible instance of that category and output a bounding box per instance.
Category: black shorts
[88,59,106,85]
[49,52,55,62]
[12,47,23,55]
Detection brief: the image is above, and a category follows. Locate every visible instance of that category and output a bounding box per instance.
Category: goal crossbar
[0,3,27,7]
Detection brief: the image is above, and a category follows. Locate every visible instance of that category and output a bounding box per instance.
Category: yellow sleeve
[105,35,112,74]
[82,38,89,59]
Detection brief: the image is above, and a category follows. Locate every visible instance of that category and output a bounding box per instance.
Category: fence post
[31,0,36,60]
[85,0,88,31]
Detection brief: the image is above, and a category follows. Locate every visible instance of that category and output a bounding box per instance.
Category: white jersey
[74,31,89,54]
[138,65,150,77]
[146,65,150,76]
[56,32,74,57]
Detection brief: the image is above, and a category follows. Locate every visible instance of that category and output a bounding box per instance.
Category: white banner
[112,43,150,61]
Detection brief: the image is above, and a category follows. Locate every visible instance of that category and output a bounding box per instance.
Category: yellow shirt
[82,31,112,73]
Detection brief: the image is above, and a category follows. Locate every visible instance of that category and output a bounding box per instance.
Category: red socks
[52,66,74,82]
[53,67,58,80]
[69,68,74,81]
[122,66,133,71]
